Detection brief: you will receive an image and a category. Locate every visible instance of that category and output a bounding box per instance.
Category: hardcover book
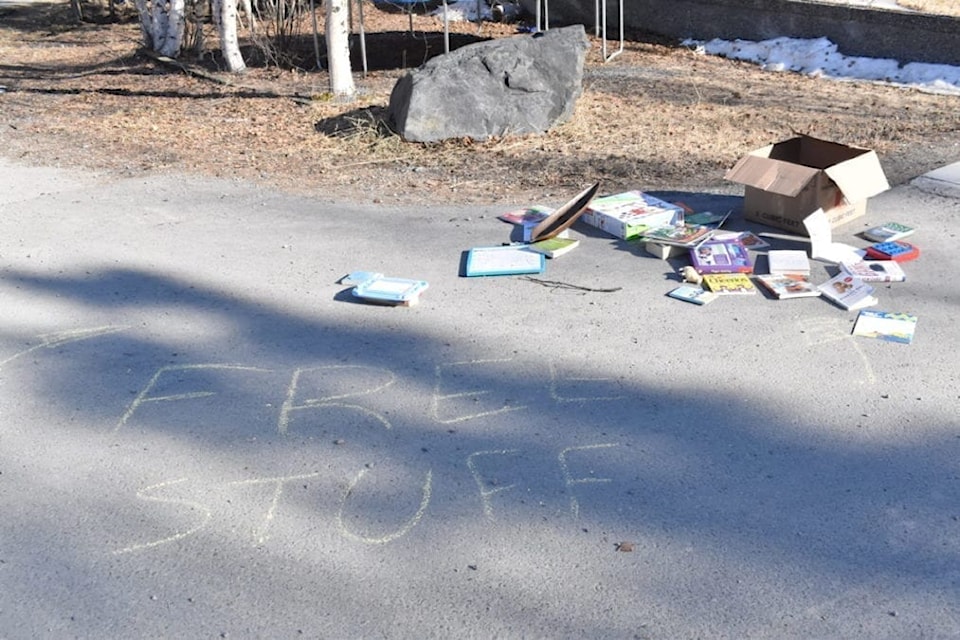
[863,222,915,243]
[755,273,821,299]
[689,238,753,274]
[667,285,718,305]
[839,259,906,283]
[817,273,877,310]
[852,309,918,344]
[701,273,757,295]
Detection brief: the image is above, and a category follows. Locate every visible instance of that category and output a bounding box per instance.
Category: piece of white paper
[803,209,864,264]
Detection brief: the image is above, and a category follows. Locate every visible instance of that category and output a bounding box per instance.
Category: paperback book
[642,224,714,247]
[755,273,821,299]
[839,259,906,283]
[701,273,757,295]
[689,238,753,274]
[767,249,811,275]
[667,285,718,305]
[528,236,580,258]
[852,309,918,344]
[863,222,915,243]
[817,273,877,310]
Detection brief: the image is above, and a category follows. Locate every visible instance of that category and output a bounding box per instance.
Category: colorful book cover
[498,205,552,226]
[528,236,579,258]
[642,224,713,246]
[701,273,757,295]
[667,285,718,305]
[755,273,821,299]
[689,238,753,274]
[852,309,918,344]
[863,222,915,243]
[839,259,906,283]
[864,241,920,262]
[581,191,684,239]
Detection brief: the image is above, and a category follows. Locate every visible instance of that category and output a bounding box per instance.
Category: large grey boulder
[387,25,590,143]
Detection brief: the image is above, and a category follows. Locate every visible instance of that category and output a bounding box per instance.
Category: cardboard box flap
[823,150,891,203]
[725,154,821,197]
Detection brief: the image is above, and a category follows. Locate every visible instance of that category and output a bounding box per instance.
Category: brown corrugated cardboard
[725,135,890,235]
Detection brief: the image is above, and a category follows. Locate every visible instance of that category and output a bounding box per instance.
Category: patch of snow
[683,36,960,96]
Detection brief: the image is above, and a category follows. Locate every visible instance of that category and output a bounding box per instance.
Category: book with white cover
[767,249,810,274]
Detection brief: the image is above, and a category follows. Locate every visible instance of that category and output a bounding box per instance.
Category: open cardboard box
[725,135,890,235]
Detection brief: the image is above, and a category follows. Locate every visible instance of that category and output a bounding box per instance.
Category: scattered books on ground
[755,273,821,299]
[852,309,918,344]
[465,245,545,276]
[804,208,865,264]
[667,285,718,305]
[863,222,915,243]
[701,273,757,295]
[817,273,877,310]
[840,259,906,282]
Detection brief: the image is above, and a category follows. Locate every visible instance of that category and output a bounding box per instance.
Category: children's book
[645,242,686,260]
[701,273,757,295]
[464,245,545,277]
[864,240,920,263]
[642,224,714,247]
[852,309,918,344]
[689,238,753,274]
[528,236,580,258]
[767,249,811,275]
[817,273,877,310]
[580,190,684,240]
[667,285,718,305]
[863,222,915,243]
[839,259,906,283]
[711,230,770,249]
[755,273,821,299]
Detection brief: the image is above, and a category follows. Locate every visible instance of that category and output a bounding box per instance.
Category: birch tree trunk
[158,0,186,57]
[325,0,356,97]
[213,0,248,73]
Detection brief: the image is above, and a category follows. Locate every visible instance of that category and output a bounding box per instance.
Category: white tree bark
[325,0,355,97]
[133,0,154,49]
[158,0,186,57]
[214,0,248,73]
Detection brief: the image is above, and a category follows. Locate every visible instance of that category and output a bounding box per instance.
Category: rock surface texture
[388,25,590,143]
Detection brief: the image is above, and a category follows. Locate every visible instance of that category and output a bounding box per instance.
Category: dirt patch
[1,1,958,206]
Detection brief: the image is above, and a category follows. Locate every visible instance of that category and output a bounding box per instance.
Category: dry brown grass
[897,0,960,16]
[0,1,959,206]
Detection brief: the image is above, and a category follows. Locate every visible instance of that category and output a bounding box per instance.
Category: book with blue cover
[464,245,545,277]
